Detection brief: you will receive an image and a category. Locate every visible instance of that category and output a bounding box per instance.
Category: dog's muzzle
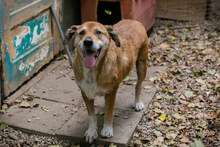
[82,38,101,69]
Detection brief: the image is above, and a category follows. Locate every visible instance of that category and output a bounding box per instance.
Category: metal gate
[0,0,63,98]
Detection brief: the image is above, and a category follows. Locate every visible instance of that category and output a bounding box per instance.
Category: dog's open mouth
[83,49,101,69]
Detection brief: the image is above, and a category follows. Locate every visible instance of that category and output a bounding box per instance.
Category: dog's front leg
[101,91,116,138]
[81,91,98,143]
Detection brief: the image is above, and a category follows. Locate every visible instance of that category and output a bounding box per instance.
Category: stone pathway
[0,60,165,146]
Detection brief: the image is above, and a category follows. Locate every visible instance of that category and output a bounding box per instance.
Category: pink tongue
[84,53,96,68]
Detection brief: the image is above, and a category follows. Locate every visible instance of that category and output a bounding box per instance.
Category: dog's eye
[79,30,85,35]
[96,30,102,35]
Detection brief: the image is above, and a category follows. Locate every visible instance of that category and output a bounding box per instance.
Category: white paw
[133,102,144,111]
[101,125,113,138]
[84,128,98,143]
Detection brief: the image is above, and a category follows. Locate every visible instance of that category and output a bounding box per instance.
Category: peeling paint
[31,20,49,44]
[18,45,49,77]
[14,27,30,47]
[11,11,50,62]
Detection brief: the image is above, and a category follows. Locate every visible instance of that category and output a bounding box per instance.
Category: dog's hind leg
[134,41,148,111]
[81,91,98,143]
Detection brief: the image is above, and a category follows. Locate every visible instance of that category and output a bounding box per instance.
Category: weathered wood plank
[156,0,207,21]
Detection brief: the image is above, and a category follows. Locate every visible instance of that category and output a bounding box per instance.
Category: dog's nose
[84,38,93,48]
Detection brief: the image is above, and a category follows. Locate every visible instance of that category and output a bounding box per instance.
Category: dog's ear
[64,25,78,44]
[105,25,120,47]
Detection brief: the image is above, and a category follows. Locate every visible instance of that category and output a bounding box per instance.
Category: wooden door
[0,0,63,97]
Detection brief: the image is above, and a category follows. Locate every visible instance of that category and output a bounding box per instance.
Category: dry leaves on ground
[131,19,220,147]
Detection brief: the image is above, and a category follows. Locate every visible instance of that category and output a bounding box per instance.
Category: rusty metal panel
[1,0,63,97]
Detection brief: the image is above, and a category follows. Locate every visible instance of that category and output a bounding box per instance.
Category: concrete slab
[96,82,156,110]
[27,73,83,105]
[0,60,166,146]
[4,60,65,106]
[0,98,76,135]
[56,107,143,147]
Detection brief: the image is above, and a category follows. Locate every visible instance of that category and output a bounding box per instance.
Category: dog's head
[64,22,120,69]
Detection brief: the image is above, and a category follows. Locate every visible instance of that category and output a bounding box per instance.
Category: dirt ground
[0,19,219,147]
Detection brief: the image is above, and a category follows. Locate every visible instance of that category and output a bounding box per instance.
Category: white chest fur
[77,69,107,99]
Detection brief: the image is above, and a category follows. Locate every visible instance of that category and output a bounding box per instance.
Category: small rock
[18,139,24,145]
[124,116,129,119]
[15,99,22,103]
[8,133,19,140]
[28,119,31,122]
[2,104,8,110]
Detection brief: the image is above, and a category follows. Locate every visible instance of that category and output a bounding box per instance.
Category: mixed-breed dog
[64,19,148,143]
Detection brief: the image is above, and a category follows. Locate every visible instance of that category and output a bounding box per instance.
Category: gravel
[0,127,75,147]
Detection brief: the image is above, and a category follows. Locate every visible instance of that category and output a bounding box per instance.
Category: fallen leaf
[172,113,181,119]
[19,101,31,108]
[72,108,78,112]
[155,119,162,126]
[180,136,190,143]
[192,70,203,77]
[199,121,207,128]
[197,130,206,138]
[48,145,62,147]
[196,79,206,85]
[41,106,50,112]
[49,88,53,92]
[61,105,67,109]
[0,123,7,131]
[156,95,163,100]
[187,102,195,108]
[0,110,5,114]
[165,140,175,145]
[180,144,189,147]
[190,140,204,147]
[158,114,166,121]
[149,76,157,82]
[154,108,164,114]
[153,102,162,108]
[173,54,181,62]
[208,69,216,75]
[166,132,177,140]
[29,88,37,93]
[159,42,170,50]
[165,96,172,100]
[152,137,164,146]
[123,76,130,82]
[184,91,194,98]
[179,99,188,105]
[171,36,177,40]
[154,130,163,137]
[144,85,152,90]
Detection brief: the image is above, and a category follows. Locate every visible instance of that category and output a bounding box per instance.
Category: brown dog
[64,20,148,143]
